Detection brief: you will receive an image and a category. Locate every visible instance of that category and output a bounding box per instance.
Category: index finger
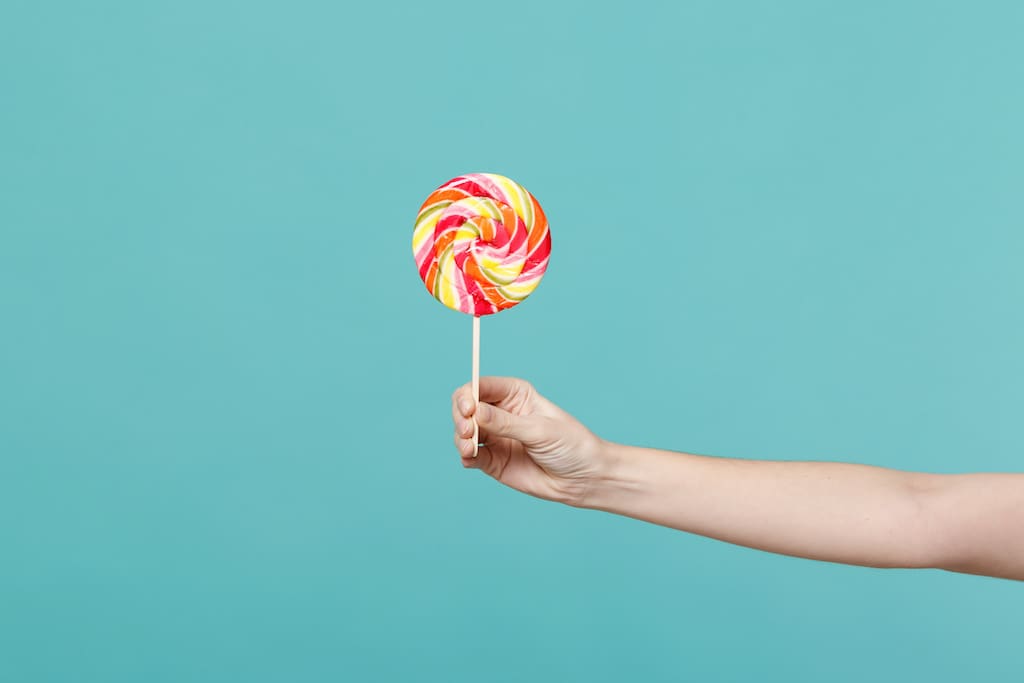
[452,385,475,418]
[453,376,530,416]
[478,376,531,404]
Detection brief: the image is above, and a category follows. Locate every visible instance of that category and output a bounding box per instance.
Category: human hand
[451,377,607,506]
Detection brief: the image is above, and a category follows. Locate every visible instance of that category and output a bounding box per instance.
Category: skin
[452,376,1024,581]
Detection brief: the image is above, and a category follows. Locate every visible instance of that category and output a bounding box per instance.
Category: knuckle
[517,380,536,402]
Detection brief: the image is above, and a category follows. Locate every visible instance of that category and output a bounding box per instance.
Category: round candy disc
[412,173,551,316]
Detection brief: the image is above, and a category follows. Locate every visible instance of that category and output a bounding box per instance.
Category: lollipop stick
[472,315,480,457]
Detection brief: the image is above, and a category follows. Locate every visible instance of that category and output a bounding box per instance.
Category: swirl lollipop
[412,173,552,454]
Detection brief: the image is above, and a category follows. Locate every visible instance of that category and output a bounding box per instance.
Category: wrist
[576,440,648,510]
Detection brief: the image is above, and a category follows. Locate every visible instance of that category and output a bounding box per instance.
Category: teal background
[2,1,1022,680]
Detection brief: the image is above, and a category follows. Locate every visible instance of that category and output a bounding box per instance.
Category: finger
[456,435,495,472]
[451,385,475,418]
[478,376,533,404]
[453,416,474,439]
[467,443,497,474]
[454,432,475,459]
[476,402,542,442]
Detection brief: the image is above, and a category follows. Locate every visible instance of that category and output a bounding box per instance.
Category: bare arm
[586,444,1024,580]
[452,377,1024,581]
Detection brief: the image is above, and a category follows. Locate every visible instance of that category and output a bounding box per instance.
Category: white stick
[472,315,480,457]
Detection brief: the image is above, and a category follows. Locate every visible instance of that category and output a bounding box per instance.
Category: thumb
[476,402,543,443]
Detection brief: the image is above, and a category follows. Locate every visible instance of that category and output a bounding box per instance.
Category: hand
[451,376,607,506]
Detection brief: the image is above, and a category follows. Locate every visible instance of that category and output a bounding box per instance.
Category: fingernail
[476,403,491,421]
[459,398,471,414]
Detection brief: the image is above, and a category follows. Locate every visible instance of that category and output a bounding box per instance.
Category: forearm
[454,378,1024,579]
[583,442,944,570]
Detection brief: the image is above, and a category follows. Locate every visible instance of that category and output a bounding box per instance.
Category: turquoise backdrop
[2,1,1022,681]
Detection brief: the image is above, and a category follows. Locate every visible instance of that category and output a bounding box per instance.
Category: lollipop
[412,173,552,454]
